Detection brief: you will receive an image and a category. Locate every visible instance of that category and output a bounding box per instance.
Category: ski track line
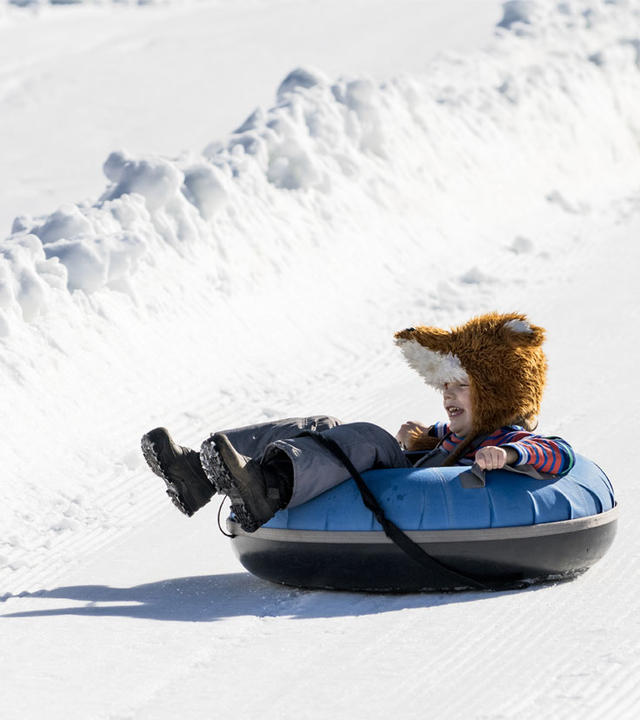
[126,590,444,719]
[89,586,335,719]
[595,674,640,720]
[263,586,581,720]
[130,576,613,720]
[0,329,398,597]
[0,383,243,594]
[514,591,640,720]
[431,588,578,718]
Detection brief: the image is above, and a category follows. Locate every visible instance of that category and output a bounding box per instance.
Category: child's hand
[396,421,430,449]
[474,446,516,470]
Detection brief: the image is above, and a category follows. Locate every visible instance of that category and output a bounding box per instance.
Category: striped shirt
[430,422,575,477]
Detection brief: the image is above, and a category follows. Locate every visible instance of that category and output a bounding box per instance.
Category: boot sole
[141,431,194,517]
[199,439,234,494]
[200,436,270,533]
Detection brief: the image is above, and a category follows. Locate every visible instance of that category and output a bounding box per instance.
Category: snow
[1,0,640,718]
[0,0,503,235]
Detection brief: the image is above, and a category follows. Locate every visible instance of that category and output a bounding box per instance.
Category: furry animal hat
[394,312,547,462]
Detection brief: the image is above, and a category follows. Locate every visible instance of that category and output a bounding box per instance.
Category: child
[141,312,574,533]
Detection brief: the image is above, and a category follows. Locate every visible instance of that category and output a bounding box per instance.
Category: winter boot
[200,433,283,532]
[141,427,216,517]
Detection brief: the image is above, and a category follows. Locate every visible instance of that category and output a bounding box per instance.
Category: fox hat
[394,312,547,447]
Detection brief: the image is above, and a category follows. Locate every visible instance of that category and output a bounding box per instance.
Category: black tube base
[228,512,618,592]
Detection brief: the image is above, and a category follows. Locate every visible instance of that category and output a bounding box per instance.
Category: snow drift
[1,0,639,338]
[6,0,170,7]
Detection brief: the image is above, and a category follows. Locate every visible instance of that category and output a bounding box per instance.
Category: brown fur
[405,430,440,452]
[395,312,547,463]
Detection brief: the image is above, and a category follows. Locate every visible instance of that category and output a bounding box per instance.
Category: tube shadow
[0,572,550,622]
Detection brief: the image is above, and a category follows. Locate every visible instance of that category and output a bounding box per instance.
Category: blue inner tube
[229,453,618,591]
[263,453,615,531]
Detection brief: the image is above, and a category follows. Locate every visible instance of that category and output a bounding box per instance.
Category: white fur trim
[396,339,469,389]
[504,318,532,334]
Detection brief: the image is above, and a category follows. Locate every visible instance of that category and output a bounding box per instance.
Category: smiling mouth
[446,406,464,417]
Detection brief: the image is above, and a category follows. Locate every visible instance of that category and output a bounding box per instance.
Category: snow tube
[227,453,618,592]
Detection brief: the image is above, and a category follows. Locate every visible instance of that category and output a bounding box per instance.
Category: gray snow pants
[215,416,410,508]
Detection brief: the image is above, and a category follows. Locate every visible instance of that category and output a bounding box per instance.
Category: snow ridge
[6,0,176,7]
[1,1,640,341]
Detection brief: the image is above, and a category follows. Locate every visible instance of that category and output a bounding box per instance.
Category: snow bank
[6,0,169,7]
[2,0,640,338]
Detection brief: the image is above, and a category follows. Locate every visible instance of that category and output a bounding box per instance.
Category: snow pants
[215,416,410,508]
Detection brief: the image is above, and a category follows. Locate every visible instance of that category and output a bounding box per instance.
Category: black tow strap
[296,431,489,591]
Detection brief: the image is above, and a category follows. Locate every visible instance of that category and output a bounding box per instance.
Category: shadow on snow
[0,572,550,622]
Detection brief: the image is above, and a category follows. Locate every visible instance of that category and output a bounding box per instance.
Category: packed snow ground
[1,1,640,718]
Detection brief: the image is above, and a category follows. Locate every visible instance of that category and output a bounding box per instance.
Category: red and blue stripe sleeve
[501,431,575,477]
[431,421,449,439]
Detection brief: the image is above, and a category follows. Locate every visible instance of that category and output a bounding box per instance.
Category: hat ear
[394,326,468,389]
[501,316,545,347]
[394,326,452,354]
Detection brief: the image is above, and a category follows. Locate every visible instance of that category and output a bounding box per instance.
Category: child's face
[442,381,473,437]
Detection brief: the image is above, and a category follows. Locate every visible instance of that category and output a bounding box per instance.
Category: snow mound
[7,0,168,7]
[497,0,545,29]
[1,0,639,340]
[498,0,636,34]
